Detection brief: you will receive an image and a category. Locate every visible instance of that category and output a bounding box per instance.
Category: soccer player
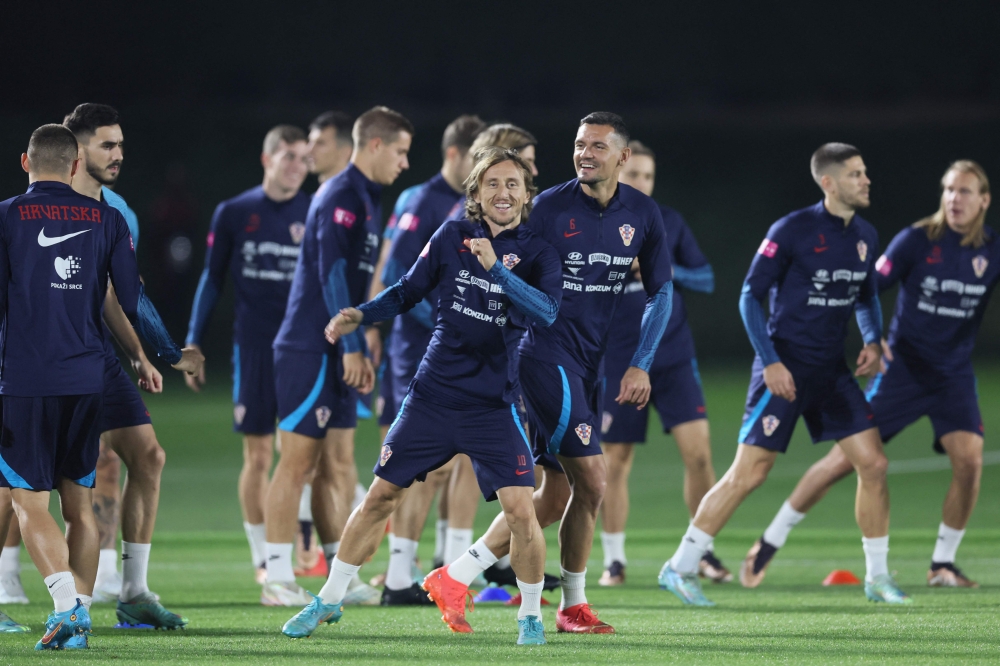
[264,107,412,606]
[598,140,726,586]
[740,160,996,589]
[281,146,561,645]
[184,125,312,585]
[658,143,910,606]
[376,114,486,604]
[0,124,201,650]
[63,103,199,628]
[431,112,676,634]
[308,111,355,184]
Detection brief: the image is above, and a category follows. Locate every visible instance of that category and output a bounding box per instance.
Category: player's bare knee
[856,451,889,482]
[95,455,121,485]
[951,452,982,483]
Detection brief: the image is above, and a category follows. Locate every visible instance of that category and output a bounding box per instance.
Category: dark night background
[3,1,999,370]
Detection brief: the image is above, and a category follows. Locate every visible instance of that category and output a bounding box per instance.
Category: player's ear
[70,157,81,178]
[20,153,29,173]
[620,147,631,166]
[260,152,270,170]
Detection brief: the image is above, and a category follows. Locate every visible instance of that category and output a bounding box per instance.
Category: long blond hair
[914,160,991,249]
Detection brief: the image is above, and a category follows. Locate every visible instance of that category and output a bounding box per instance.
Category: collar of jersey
[26,181,74,194]
[573,179,623,214]
[469,219,527,242]
[345,163,383,199]
[812,199,858,229]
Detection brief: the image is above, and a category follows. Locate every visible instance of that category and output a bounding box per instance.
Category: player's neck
[823,196,854,225]
[72,171,103,201]
[440,165,464,194]
[351,155,378,184]
[262,177,298,203]
[581,179,619,209]
[484,216,521,238]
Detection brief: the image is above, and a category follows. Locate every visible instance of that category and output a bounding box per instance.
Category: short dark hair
[64,103,120,141]
[28,124,79,174]
[628,140,655,160]
[353,106,414,147]
[810,143,862,184]
[441,115,486,157]
[309,111,354,146]
[580,112,630,146]
[262,125,307,155]
[464,146,538,222]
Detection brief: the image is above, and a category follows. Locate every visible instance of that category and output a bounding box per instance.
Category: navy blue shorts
[275,349,357,438]
[602,357,707,443]
[233,343,278,435]
[376,360,397,427]
[102,346,151,433]
[0,394,103,491]
[739,356,875,453]
[520,360,604,467]
[867,351,982,453]
[375,395,534,501]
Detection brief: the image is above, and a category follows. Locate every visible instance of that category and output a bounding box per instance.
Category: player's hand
[365,327,383,367]
[616,366,651,409]
[763,362,796,402]
[463,237,497,271]
[133,355,164,394]
[325,308,363,344]
[182,344,206,392]
[855,342,882,378]
[879,337,893,374]
[342,351,375,394]
[173,346,205,377]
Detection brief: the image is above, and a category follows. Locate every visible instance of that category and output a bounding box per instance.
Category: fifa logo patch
[601,411,613,434]
[316,406,332,428]
[857,240,868,262]
[575,423,592,445]
[289,222,305,244]
[379,444,393,466]
[619,224,635,247]
[762,415,780,437]
[503,253,520,269]
[234,404,246,426]
[973,255,988,278]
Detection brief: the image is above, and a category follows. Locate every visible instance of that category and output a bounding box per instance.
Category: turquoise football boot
[658,562,715,607]
[865,574,913,604]
[516,615,546,645]
[282,593,343,638]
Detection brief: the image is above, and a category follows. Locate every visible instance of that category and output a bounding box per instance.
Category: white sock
[601,532,626,567]
[763,500,806,549]
[120,541,151,601]
[862,535,889,581]
[434,519,448,562]
[0,545,20,575]
[386,537,418,590]
[265,542,296,583]
[931,523,965,563]
[322,542,339,568]
[298,483,314,522]
[318,557,360,605]
[97,548,118,578]
[559,568,587,609]
[45,572,78,613]
[78,594,93,610]
[444,528,473,565]
[495,554,512,570]
[447,538,497,586]
[243,522,266,567]
[669,524,713,574]
[516,578,544,619]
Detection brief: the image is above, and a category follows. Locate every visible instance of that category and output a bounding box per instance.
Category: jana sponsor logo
[289,222,306,244]
[379,443,393,466]
[762,415,780,437]
[315,406,332,429]
[54,256,81,280]
[575,423,592,445]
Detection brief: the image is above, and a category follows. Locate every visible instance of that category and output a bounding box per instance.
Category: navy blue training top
[877,224,1000,371]
[606,204,709,369]
[186,186,310,348]
[0,181,141,396]
[274,164,382,355]
[745,200,880,365]
[518,180,674,382]
[362,219,562,409]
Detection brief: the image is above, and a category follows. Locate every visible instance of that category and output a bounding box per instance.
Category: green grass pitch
[1,365,999,664]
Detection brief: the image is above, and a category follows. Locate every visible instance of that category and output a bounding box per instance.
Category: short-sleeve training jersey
[0,181,141,396]
[187,186,310,347]
[518,180,673,381]
[877,224,1000,371]
[606,204,708,368]
[274,164,382,353]
[744,200,880,365]
[395,219,561,409]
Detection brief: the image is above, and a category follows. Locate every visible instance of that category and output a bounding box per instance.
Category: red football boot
[556,603,615,634]
[422,567,475,633]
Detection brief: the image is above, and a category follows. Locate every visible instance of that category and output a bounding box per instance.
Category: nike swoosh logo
[38,227,92,247]
[515,469,532,475]
[564,231,582,237]
[813,246,829,253]
[48,582,58,589]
